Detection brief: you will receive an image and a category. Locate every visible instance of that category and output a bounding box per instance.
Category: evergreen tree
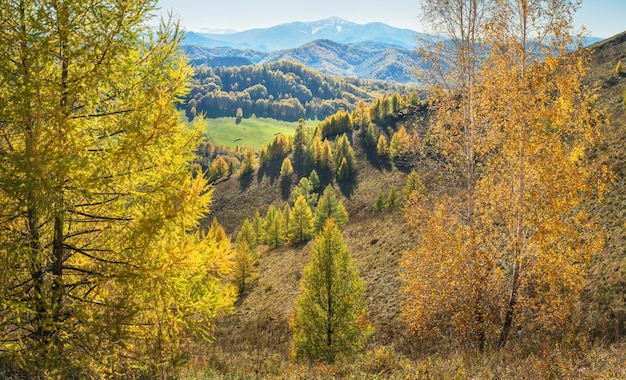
[312,131,323,165]
[309,169,321,192]
[263,205,284,249]
[314,185,349,231]
[292,177,319,209]
[333,134,357,180]
[291,219,372,362]
[364,123,377,148]
[391,93,402,112]
[373,191,386,214]
[403,170,426,200]
[385,185,400,209]
[252,211,264,245]
[320,139,333,169]
[282,203,292,240]
[288,195,315,245]
[236,218,258,253]
[376,134,389,158]
[233,241,258,296]
[305,143,316,167]
[294,118,306,155]
[0,1,234,375]
[281,157,294,177]
[370,98,382,121]
[380,95,390,118]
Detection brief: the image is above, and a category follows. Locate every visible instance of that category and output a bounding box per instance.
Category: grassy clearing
[180,340,626,379]
[205,117,308,149]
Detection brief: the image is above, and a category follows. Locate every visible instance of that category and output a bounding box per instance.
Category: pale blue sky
[155,0,625,38]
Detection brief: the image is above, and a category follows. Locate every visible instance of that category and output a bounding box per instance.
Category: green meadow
[205,117,306,149]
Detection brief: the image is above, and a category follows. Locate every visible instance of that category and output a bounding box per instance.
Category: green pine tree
[314,185,349,231]
[291,177,319,209]
[232,241,258,296]
[364,124,377,148]
[252,211,264,245]
[291,219,372,362]
[309,169,321,192]
[288,195,315,245]
[373,191,386,214]
[236,218,259,254]
[403,170,426,200]
[333,134,356,180]
[386,185,400,209]
[282,203,292,240]
[263,205,284,249]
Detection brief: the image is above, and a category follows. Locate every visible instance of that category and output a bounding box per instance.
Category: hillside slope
[581,31,626,339]
[207,110,426,368]
[203,30,626,377]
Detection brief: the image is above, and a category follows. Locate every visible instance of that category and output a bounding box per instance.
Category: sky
[155,0,626,39]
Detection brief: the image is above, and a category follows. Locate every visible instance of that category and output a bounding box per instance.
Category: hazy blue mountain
[180,18,603,83]
[182,17,425,51]
[183,39,421,83]
[260,39,419,82]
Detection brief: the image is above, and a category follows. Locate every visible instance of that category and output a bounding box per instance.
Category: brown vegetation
[197,29,626,379]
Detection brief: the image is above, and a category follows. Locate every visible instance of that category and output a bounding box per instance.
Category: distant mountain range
[183,17,424,51]
[183,39,420,83]
[181,18,604,83]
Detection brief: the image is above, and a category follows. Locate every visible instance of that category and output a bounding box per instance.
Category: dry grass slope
[583,31,626,340]
[198,31,626,378]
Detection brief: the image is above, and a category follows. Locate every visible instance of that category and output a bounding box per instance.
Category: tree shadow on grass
[337,174,357,199]
[256,159,281,186]
[239,172,253,191]
[281,177,292,201]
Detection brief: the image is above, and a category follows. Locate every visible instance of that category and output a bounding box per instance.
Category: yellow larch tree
[0,0,234,377]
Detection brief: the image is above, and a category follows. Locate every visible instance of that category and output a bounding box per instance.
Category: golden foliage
[402,0,607,350]
[0,1,235,376]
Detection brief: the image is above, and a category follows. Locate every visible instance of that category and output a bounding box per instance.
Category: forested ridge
[182,61,408,122]
[182,38,419,83]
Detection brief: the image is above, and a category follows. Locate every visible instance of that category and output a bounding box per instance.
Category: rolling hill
[182,60,411,122]
[199,29,626,378]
